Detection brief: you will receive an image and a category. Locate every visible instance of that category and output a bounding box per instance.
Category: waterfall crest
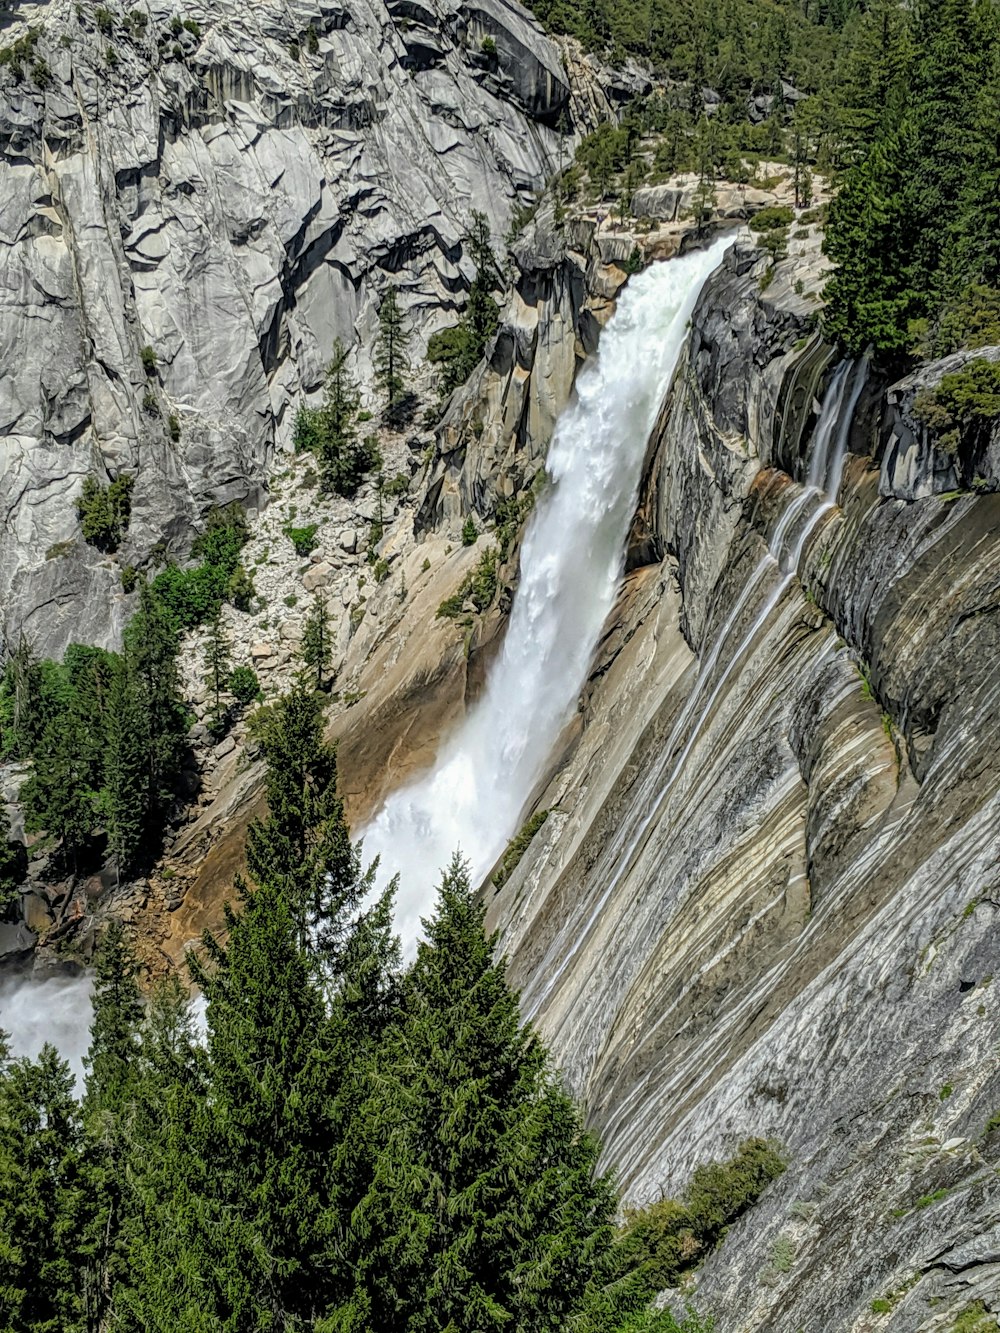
[362,239,732,952]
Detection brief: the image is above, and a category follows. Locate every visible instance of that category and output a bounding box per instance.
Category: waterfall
[362,238,732,952]
[522,356,868,1016]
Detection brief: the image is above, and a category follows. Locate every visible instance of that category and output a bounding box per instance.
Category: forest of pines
[0,681,783,1332]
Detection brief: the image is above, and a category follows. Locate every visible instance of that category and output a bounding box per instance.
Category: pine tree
[104,656,151,875]
[20,705,97,869]
[0,1037,85,1333]
[245,683,357,952]
[341,854,615,1333]
[0,804,26,920]
[202,608,232,735]
[374,284,410,419]
[300,594,332,692]
[81,921,144,1331]
[112,976,214,1332]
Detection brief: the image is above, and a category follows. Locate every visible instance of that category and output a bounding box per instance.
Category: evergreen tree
[0,804,26,920]
[426,211,502,394]
[0,1036,84,1333]
[20,705,97,869]
[105,584,186,873]
[202,609,232,735]
[104,657,149,876]
[112,976,215,1333]
[340,854,615,1333]
[374,284,411,419]
[81,921,144,1331]
[300,594,332,692]
[245,683,357,952]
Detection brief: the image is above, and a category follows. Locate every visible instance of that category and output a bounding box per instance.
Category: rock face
[0,0,569,657]
[487,236,1000,1327]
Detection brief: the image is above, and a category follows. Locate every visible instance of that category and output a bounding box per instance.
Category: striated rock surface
[487,234,1000,1328]
[0,0,571,657]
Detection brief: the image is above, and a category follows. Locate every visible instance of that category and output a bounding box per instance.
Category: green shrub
[288,39,300,59]
[182,17,200,36]
[481,34,497,55]
[76,474,134,553]
[226,563,255,611]
[167,413,181,442]
[120,564,138,594]
[96,6,114,31]
[469,545,499,610]
[286,523,319,557]
[142,390,158,415]
[461,515,478,546]
[493,810,548,888]
[151,503,251,628]
[576,1139,785,1333]
[384,471,410,498]
[436,545,500,619]
[228,666,261,706]
[169,15,182,34]
[750,206,794,232]
[305,23,319,53]
[913,358,1000,457]
[951,1302,995,1333]
[140,344,157,374]
[105,44,118,65]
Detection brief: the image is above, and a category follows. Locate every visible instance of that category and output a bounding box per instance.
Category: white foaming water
[0,973,93,1087]
[362,238,732,952]
[523,356,867,1015]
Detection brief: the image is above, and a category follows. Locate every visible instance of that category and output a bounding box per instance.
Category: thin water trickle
[361,239,732,954]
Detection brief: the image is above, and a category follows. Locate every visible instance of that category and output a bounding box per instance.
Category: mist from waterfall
[361,238,732,953]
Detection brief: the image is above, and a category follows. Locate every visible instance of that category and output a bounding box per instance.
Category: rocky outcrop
[487,232,1000,1328]
[0,0,571,658]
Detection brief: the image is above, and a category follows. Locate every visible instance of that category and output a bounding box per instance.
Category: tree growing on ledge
[293,340,381,497]
[374,283,411,423]
[426,210,501,395]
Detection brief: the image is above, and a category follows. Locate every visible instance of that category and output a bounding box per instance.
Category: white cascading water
[522,355,868,1016]
[362,237,732,953]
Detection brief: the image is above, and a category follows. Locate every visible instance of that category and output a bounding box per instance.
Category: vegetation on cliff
[0,682,784,1331]
[822,0,1000,361]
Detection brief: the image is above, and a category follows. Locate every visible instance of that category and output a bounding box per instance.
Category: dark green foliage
[12,644,117,870]
[293,340,381,497]
[0,805,26,921]
[493,808,549,888]
[912,359,1000,456]
[374,283,411,416]
[461,514,478,545]
[0,1036,85,1332]
[437,544,501,619]
[151,502,250,629]
[300,594,332,691]
[76,474,134,553]
[120,564,138,594]
[104,583,187,874]
[286,522,319,556]
[0,674,782,1331]
[202,610,232,735]
[750,206,794,232]
[0,28,42,81]
[527,0,855,106]
[427,211,501,395]
[228,665,261,706]
[339,854,616,1332]
[577,1138,786,1332]
[823,0,1000,359]
[139,344,157,374]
